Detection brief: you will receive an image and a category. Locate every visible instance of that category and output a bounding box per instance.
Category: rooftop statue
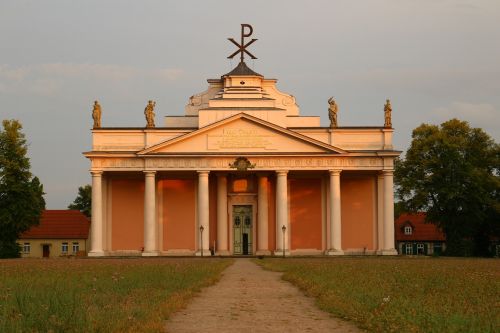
[145,100,156,128]
[92,100,101,129]
[384,99,392,128]
[328,97,338,128]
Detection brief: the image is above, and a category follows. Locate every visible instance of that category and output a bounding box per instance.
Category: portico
[86,152,398,257]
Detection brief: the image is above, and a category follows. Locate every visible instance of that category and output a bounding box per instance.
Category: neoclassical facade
[85,59,400,257]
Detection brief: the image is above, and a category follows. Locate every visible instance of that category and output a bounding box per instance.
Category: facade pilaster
[197,171,210,256]
[275,170,290,256]
[88,171,104,256]
[216,173,229,255]
[143,171,158,256]
[327,169,344,255]
[257,174,270,255]
[381,170,398,255]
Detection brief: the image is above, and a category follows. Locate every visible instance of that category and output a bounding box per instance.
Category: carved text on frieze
[207,129,274,150]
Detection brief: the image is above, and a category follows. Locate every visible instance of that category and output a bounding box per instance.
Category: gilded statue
[92,100,101,129]
[144,100,156,128]
[384,99,392,128]
[328,97,338,128]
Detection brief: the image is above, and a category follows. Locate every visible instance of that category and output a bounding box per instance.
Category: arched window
[405,243,413,255]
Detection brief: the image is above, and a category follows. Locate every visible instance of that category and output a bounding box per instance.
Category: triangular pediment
[138,113,346,155]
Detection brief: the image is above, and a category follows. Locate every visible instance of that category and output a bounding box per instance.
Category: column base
[195,250,212,257]
[142,251,159,257]
[88,251,105,257]
[380,249,398,256]
[256,250,272,256]
[326,249,345,256]
[273,249,291,257]
[215,250,231,256]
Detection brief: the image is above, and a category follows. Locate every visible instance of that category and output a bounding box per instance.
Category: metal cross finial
[227,24,257,63]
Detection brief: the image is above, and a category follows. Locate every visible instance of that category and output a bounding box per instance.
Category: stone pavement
[165,259,361,333]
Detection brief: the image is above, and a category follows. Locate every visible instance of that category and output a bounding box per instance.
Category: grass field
[0,258,232,333]
[257,257,500,333]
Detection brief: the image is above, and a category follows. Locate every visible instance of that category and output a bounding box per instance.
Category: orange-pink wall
[290,178,322,250]
[111,179,144,251]
[341,175,375,250]
[161,179,196,251]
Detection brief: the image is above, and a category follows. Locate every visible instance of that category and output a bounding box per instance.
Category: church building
[85,25,400,256]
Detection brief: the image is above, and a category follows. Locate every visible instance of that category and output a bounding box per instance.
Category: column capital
[90,170,103,176]
[276,170,288,176]
[329,169,342,176]
[197,170,210,176]
[382,169,394,176]
[143,170,156,176]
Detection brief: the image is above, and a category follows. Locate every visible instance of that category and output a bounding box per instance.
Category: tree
[68,184,91,217]
[0,120,45,258]
[395,119,500,256]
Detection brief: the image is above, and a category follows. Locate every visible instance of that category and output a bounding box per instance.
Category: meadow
[257,257,499,333]
[0,258,232,333]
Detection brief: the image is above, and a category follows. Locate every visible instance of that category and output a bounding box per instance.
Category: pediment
[138,113,346,155]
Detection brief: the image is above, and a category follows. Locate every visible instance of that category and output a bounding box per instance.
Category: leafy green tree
[0,120,45,258]
[68,184,91,217]
[395,119,499,256]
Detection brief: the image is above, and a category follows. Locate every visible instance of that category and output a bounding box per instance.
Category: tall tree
[395,119,499,256]
[0,120,45,258]
[68,184,91,217]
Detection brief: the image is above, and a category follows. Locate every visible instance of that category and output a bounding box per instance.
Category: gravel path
[165,259,361,333]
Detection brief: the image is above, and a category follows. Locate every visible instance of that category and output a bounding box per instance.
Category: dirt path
[165,259,361,333]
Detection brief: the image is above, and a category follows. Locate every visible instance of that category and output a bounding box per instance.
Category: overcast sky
[1,0,499,208]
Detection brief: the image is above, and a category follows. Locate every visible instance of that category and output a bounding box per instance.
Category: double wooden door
[233,205,253,255]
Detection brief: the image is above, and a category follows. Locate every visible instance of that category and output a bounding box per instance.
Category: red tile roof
[395,212,446,241]
[20,210,90,239]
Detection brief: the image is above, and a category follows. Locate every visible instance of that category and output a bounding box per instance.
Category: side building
[19,210,90,258]
[395,213,446,255]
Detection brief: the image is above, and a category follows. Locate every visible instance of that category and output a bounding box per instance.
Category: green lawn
[256,257,499,333]
[0,258,232,333]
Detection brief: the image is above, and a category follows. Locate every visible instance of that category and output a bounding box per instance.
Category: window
[405,243,412,255]
[61,242,68,253]
[417,243,425,255]
[404,226,412,235]
[23,243,31,253]
[72,242,79,254]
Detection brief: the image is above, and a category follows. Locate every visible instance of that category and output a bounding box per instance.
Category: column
[377,174,385,253]
[382,170,398,255]
[216,174,229,255]
[275,170,289,255]
[257,174,270,255]
[197,171,210,256]
[143,171,158,256]
[327,169,344,255]
[88,171,104,256]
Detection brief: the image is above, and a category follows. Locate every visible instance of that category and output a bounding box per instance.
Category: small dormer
[402,221,415,235]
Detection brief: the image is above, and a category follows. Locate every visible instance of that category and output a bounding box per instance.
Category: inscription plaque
[207,129,274,150]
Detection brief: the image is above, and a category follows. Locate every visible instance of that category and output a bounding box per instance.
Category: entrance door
[42,245,50,258]
[233,205,252,255]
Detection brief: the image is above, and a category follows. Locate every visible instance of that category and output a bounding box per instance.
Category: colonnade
[88,169,397,256]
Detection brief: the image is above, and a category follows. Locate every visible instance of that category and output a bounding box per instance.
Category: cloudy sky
[1,0,499,208]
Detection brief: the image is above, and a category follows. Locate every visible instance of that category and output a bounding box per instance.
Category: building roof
[20,210,90,239]
[223,61,263,77]
[395,212,446,242]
